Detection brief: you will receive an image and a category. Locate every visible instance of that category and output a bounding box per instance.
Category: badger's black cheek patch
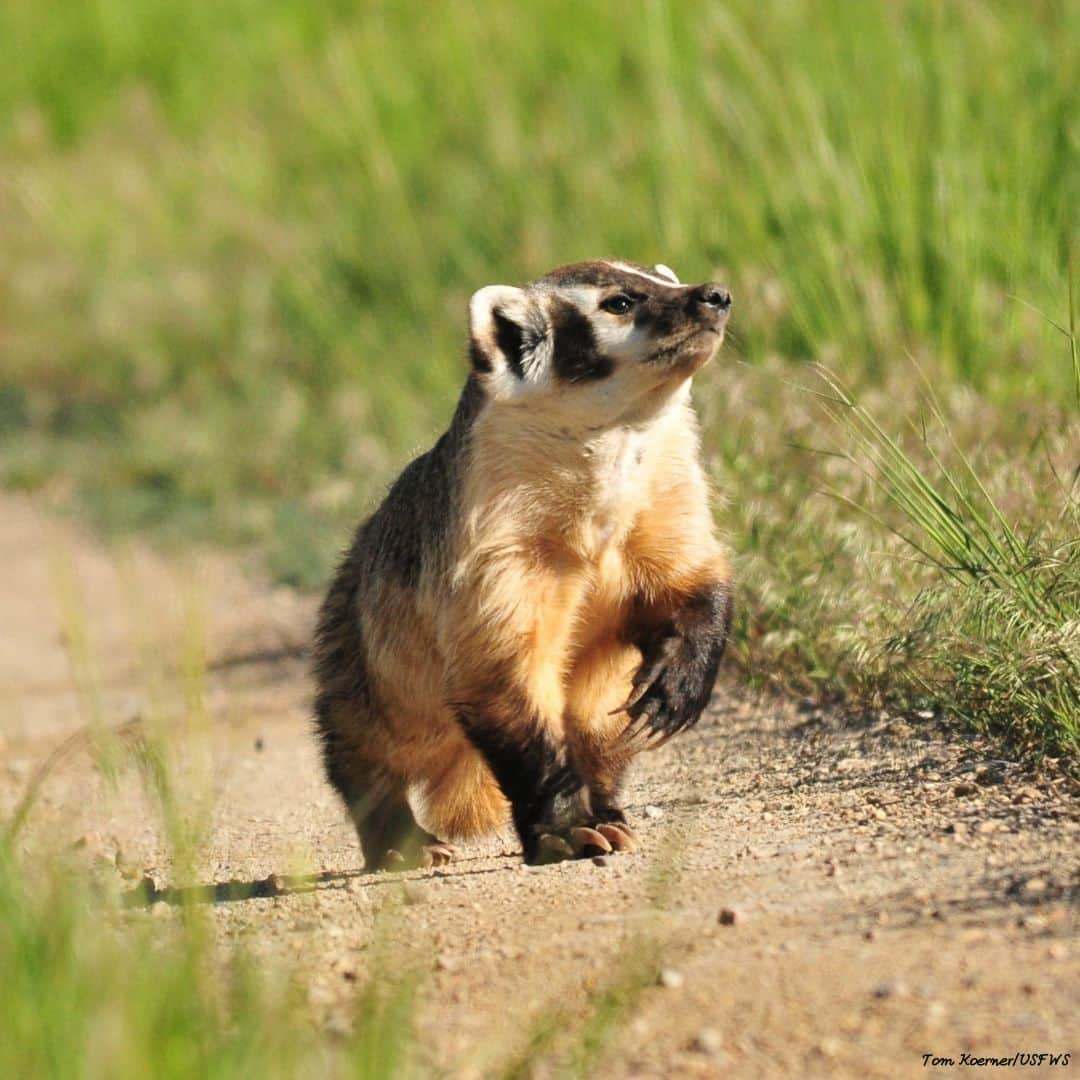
[551,300,614,383]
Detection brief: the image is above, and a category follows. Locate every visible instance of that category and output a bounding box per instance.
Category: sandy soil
[1,494,1077,1078]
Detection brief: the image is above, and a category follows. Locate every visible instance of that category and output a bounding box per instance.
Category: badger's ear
[653,264,680,285]
[468,285,537,379]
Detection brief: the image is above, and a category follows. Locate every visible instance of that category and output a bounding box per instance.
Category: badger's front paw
[528,821,636,864]
[621,642,715,746]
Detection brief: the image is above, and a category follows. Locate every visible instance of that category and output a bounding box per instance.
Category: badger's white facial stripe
[653,264,680,284]
[605,260,682,288]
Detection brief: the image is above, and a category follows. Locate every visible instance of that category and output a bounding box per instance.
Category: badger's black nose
[693,283,732,312]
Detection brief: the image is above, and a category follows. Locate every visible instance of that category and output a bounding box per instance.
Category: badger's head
[468,260,731,429]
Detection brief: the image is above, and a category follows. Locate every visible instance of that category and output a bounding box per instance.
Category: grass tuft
[814,366,1079,756]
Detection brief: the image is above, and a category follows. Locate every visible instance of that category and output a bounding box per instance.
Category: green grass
[0,0,1077,752]
[0,842,418,1080]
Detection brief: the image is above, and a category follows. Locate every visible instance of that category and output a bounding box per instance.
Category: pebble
[396,881,428,905]
[818,1036,844,1058]
[873,980,907,1000]
[592,855,611,868]
[718,907,740,926]
[925,1001,947,1025]
[1022,878,1048,896]
[944,821,967,835]
[71,831,111,860]
[953,781,979,798]
[976,821,998,835]
[643,804,664,820]
[690,1028,723,1056]
[658,968,684,989]
[324,1016,352,1040]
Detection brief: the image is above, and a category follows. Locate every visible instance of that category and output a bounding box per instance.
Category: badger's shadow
[121,858,514,908]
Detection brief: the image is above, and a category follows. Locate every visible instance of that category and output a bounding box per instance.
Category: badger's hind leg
[316,705,455,872]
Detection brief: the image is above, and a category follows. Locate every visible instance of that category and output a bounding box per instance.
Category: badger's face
[468,260,731,429]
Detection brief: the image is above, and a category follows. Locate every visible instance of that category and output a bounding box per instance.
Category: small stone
[690,1028,723,1056]
[873,980,907,1000]
[71,831,114,865]
[402,882,430,906]
[818,1036,843,1058]
[1019,914,1047,931]
[925,1001,947,1025]
[325,1016,352,1040]
[6,759,29,781]
[643,804,664,820]
[974,764,1004,786]
[1022,878,1048,896]
[658,968,684,989]
[1048,942,1068,960]
[435,953,457,972]
[592,855,611,868]
[944,821,967,835]
[254,737,265,752]
[718,907,739,926]
[1012,786,1041,804]
[872,807,888,821]
[307,984,335,1008]
[953,781,978,798]
[976,821,998,835]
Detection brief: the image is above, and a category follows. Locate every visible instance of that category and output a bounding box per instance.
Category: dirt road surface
[1,495,1076,1078]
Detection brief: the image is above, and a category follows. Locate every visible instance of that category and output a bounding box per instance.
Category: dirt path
[1,495,1076,1078]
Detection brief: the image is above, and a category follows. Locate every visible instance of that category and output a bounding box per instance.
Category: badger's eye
[600,293,635,315]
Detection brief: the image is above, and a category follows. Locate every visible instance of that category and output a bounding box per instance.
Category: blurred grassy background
[0,0,1077,750]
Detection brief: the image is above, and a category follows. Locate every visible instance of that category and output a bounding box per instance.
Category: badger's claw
[374,841,458,873]
[530,821,638,864]
[595,822,637,852]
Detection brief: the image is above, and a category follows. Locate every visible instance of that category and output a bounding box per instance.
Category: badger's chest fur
[313,260,734,869]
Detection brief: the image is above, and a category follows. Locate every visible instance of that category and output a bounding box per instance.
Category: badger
[313,260,733,869]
